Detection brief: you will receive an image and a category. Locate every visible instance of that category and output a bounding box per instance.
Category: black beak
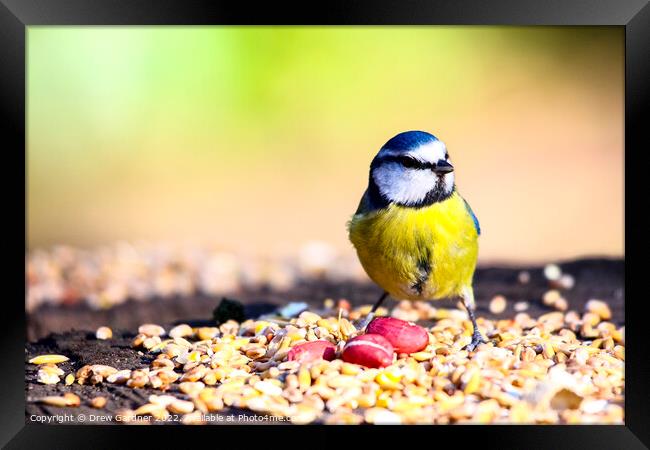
[433,159,454,175]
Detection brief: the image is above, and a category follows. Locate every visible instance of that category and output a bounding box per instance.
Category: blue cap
[381,131,439,152]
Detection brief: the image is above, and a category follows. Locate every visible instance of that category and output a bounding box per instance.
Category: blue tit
[348,130,487,351]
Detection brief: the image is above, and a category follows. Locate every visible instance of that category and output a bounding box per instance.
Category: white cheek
[444,172,455,192]
[373,165,437,204]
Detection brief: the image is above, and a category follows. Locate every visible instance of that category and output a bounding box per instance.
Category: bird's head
[369,131,455,208]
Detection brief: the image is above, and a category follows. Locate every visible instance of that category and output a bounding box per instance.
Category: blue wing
[462,197,481,236]
[354,188,388,216]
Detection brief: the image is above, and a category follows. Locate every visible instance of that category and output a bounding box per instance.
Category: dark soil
[25,258,623,424]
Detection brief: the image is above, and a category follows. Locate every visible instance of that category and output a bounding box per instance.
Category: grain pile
[27,299,624,425]
[26,242,365,312]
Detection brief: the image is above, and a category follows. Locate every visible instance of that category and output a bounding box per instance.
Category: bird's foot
[465,331,489,352]
[356,313,376,332]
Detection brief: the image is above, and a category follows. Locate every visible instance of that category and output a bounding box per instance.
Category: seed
[522,347,536,362]
[169,324,193,339]
[573,348,589,365]
[90,365,118,377]
[364,407,402,425]
[557,274,575,290]
[544,264,562,281]
[198,387,224,411]
[180,365,208,382]
[554,297,568,312]
[542,343,555,359]
[518,271,531,284]
[134,403,168,420]
[246,347,267,359]
[341,362,362,375]
[138,323,166,337]
[38,393,80,407]
[40,364,64,376]
[542,290,561,307]
[489,295,507,314]
[197,327,219,340]
[152,357,174,369]
[613,345,624,360]
[278,360,301,372]
[179,381,205,396]
[107,369,132,384]
[254,380,283,396]
[585,300,612,321]
[126,371,149,388]
[339,318,357,339]
[64,373,75,385]
[582,312,601,327]
[366,317,429,354]
[131,334,146,348]
[291,405,319,424]
[143,336,162,349]
[472,399,500,423]
[29,354,69,365]
[90,397,107,408]
[298,311,322,325]
[463,369,481,395]
[181,411,205,425]
[509,402,532,423]
[37,369,60,385]
[287,340,336,363]
[95,326,113,340]
[168,399,195,414]
[514,302,529,312]
[375,373,402,390]
[580,322,599,339]
[150,395,179,407]
[342,334,394,368]
[298,368,312,391]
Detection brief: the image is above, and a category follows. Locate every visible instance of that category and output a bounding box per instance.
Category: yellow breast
[348,191,479,301]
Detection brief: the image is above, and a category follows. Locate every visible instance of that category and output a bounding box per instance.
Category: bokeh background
[27,26,624,264]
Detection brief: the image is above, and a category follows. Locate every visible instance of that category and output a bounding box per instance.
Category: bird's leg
[356,291,389,331]
[460,287,488,352]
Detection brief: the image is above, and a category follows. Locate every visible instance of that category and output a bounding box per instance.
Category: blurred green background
[27,27,623,263]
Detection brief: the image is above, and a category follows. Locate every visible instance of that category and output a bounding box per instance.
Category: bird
[347,130,487,351]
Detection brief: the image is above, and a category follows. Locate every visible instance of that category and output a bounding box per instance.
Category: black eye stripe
[374,155,432,170]
[398,156,419,168]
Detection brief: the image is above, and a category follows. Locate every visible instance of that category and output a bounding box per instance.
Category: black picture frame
[2,0,647,448]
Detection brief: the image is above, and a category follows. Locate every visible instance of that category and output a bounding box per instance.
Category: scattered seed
[90,397,107,408]
[168,324,193,339]
[554,297,568,312]
[38,392,80,407]
[585,299,612,321]
[36,293,621,425]
[29,354,69,365]
[557,274,575,290]
[37,369,60,385]
[518,271,531,284]
[138,323,166,337]
[489,295,507,314]
[95,326,113,340]
[544,264,562,281]
[168,399,195,414]
[514,302,529,312]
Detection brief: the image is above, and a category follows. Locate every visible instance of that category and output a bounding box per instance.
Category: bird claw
[356,313,375,332]
[465,332,489,352]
